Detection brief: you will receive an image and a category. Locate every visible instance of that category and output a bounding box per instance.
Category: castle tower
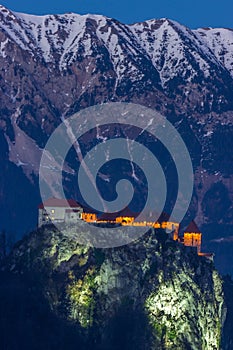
[183,221,202,253]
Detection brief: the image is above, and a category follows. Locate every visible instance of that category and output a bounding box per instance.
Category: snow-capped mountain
[1,5,233,117]
[131,19,224,84]
[195,27,233,78]
[0,4,233,263]
[1,5,233,82]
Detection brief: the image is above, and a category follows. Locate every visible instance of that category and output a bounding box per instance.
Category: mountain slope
[0,5,233,274]
[195,27,233,78]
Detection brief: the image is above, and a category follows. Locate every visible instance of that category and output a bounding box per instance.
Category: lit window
[51,209,55,214]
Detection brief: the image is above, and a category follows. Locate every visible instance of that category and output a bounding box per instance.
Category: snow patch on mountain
[0,6,109,67]
[130,19,223,85]
[1,5,232,86]
[0,37,9,58]
[195,27,233,77]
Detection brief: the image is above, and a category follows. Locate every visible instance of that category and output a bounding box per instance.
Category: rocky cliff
[0,223,225,349]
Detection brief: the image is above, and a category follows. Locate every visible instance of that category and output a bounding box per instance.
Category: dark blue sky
[1,0,233,29]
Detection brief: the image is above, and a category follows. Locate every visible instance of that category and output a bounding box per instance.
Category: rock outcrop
[1,223,225,349]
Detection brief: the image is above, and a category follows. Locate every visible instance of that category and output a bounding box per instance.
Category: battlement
[38,198,212,258]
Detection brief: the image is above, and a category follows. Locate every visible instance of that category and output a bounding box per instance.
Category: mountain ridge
[0,5,233,275]
[1,4,233,78]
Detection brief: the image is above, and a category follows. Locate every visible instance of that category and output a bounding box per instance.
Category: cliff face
[1,223,225,350]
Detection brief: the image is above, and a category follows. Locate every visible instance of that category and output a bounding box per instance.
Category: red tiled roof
[65,209,81,213]
[158,212,170,223]
[97,206,138,221]
[38,198,81,209]
[97,209,167,222]
[185,220,201,234]
[97,212,121,221]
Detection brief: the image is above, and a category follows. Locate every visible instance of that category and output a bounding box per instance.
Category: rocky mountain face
[0,223,225,349]
[0,5,233,272]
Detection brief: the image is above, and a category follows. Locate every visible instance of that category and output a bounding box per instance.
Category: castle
[38,198,213,259]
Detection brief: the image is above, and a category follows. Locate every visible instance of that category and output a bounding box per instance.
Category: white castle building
[38,198,83,227]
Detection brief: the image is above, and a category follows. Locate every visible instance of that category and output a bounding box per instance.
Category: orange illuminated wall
[115,216,134,225]
[173,229,179,241]
[82,213,97,222]
[81,211,180,241]
[183,233,202,253]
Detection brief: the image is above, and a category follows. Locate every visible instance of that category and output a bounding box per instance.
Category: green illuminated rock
[1,224,225,349]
